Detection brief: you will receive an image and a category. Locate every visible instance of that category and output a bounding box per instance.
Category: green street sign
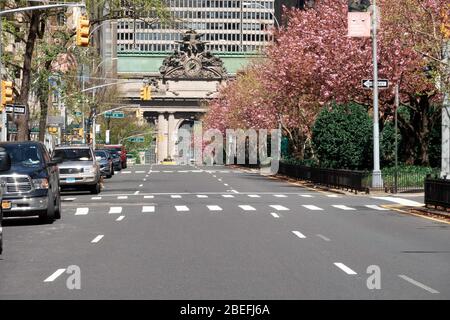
[128,137,145,143]
[105,111,124,119]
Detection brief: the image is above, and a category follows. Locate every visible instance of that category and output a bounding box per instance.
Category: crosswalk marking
[270,205,290,211]
[292,231,306,239]
[109,207,123,214]
[302,205,323,211]
[142,206,155,213]
[332,205,356,211]
[175,206,190,212]
[270,212,280,218]
[365,205,389,211]
[75,208,89,215]
[239,205,256,211]
[207,205,222,211]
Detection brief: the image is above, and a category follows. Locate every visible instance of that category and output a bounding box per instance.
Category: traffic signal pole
[0,18,6,142]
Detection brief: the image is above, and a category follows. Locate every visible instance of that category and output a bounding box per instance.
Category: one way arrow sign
[362,79,389,89]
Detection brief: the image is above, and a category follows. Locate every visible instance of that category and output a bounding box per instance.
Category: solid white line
[302,205,323,211]
[334,262,357,275]
[270,205,290,211]
[117,196,128,200]
[109,207,123,214]
[134,191,140,195]
[333,205,356,211]
[248,194,261,198]
[91,197,102,200]
[222,195,234,198]
[197,195,208,198]
[75,208,89,215]
[171,195,182,198]
[292,231,306,239]
[91,235,104,243]
[274,194,287,198]
[300,195,313,198]
[239,205,256,211]
[365,205,389,211]
[398,275,439,294]
[116,215,125,221]
[316,234,331,242]
[270,212,280,218]
[207,205,223,211]
[175,205,189,212]
[372,196,424,207]
[142,206,155,213]
[44,269,66,282]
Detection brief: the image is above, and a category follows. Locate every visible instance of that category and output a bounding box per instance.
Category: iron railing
[425,177,450,209]
[278,162,369,194]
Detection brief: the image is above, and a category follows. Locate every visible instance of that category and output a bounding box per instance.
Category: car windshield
[95,151,107,160]
[2,144,43,167]
[54,148,92,161]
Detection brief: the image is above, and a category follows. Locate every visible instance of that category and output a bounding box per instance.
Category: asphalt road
[0,164,449,299]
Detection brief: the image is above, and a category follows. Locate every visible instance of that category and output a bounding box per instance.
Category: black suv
[0,147,9,255]
[0,142,62,223]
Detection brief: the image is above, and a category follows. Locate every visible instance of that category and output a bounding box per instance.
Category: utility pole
[371,0,383,188]
[442,40,450,179]
[394,83,399,193]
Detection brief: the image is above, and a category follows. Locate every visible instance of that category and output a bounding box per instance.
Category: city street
[0,165,448,299]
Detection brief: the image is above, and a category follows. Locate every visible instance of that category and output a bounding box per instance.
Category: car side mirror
[0,147,11,172]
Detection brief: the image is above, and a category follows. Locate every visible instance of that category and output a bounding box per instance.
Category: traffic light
[76,15,90,47]
[140,85,152,101]
[78,128,84,137]
[1,80,13,107]
[48,127,58,134]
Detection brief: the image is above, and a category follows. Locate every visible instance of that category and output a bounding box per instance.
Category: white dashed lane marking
[274,194,287,198]
[91,197,102,200]
[171,195,182,199]
[75,208,89,215]
[292,231,306,239]
[207,205,223,211]
[398,275,439,294]
[44,269,66,282]
[91,235,104,243]
[300,195,313,198]
[332,205,356,211]
[222,195,235,198]
[270,205,290,211]
[239,205,256,211]
[197,195,208,198]
[142,206,155,213]
[316,234,331,242]
[116,216,125,222]
[144,195,154,199]
[334,263,357,275]
[248,195,261,198]
[109,207,123,214]
[302,205,323,211]
[175,206,190,212]
[117,196,128,200]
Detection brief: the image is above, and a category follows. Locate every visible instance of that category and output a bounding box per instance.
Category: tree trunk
[37,84,48,142]
[15,10,41,141]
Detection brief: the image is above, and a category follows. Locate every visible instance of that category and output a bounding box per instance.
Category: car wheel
[90,182,101,194]
[40,190,55,223]
[54,191,61,220]
[111,165,115,176]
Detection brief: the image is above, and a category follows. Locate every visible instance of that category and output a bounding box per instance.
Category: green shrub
[312,102,373,170]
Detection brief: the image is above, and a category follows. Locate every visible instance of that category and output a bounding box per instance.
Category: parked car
[0,142,62,223]
[0,146,11,255]
[95,150,114,178]
[53,145,101,194]
[108,150,123,171]
[102,144,127,169]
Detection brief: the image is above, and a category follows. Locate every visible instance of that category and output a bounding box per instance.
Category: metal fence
[278,162,369,194]
[369,170,440,193]
[425,177,450,209]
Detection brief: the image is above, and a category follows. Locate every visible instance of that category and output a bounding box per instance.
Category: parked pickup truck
[0,142,62,223]
[0,146,10,255]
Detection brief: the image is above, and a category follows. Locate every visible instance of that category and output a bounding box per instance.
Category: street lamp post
[371,0,383,188]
